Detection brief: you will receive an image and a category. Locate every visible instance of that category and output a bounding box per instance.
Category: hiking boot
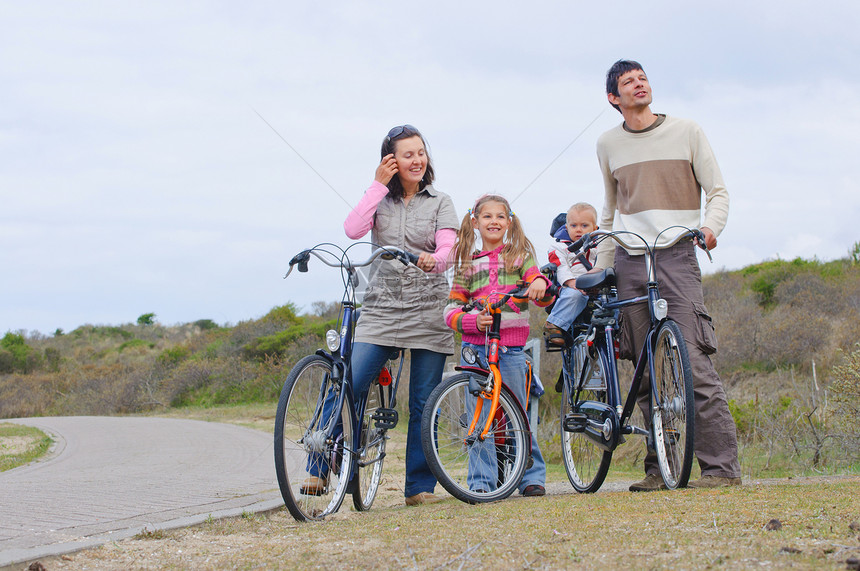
[405,492,443,506]
[628,473,667,492]
[688,475,742,489]
[522,484,546,497]
[299,476,327,496]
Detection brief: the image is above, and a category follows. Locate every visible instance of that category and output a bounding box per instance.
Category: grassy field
[14,403,858,570]
[36,474,860,570]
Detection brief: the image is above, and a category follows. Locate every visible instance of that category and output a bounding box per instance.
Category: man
[595,59,741,490]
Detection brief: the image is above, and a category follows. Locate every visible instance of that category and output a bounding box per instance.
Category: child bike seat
[574,268,616,291]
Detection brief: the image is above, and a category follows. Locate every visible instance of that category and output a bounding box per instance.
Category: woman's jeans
[309,342,447,497]
[460,342,546,492]
[546,287,588,331]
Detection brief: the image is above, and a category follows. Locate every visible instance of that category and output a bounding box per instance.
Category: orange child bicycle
[421,282,549,503]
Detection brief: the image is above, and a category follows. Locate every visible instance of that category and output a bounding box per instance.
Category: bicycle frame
[564,227,706,451]
[459,288,534,448]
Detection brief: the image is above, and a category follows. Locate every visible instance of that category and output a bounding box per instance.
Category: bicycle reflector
[378,368,392,386]
[325,329,340,352]
[653,298,669,320]
[461,345,478,365]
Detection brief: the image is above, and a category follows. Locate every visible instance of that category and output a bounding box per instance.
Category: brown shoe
[543,324,567,346]
[688,475,742,489]
[628,473,667,492]
[405,492,442,506]
[299,476,327,496]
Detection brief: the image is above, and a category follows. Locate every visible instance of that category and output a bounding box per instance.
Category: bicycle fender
[314,349,347,383]
[454,365,490,376]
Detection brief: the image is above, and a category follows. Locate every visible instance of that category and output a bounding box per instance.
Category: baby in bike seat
[543,202,598,347]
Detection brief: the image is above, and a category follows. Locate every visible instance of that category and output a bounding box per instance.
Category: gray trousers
[615,242,741,479]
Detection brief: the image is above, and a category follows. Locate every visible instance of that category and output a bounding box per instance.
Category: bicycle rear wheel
[352,374,387,511]
[651,320,695,489]
[561,337,612,493]
[422,372,529,504]
[274,354,354,521]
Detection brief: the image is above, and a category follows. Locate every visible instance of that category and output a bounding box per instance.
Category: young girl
[444,194,553,497]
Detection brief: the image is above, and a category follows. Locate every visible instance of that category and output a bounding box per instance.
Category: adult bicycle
[274,243,417,521]
[556,226,710,493]
[421,283,539,504]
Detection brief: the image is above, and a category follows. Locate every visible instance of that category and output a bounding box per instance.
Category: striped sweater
[595,115,729,268]
[445,245,553,347]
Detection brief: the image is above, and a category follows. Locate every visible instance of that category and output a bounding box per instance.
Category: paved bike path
[0,416,282,568]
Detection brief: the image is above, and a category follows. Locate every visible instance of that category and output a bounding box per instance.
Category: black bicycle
[556,226,711,493]
[274,243,417,521]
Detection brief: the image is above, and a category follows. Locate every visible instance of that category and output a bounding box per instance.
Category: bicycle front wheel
[352,375,387,511]
[651,320,695,489]
[422,372,529,504]
[274,354,354,521]
[561,337,612,493]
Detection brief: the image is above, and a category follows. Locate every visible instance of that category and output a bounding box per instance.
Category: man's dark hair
[606,59,645,113]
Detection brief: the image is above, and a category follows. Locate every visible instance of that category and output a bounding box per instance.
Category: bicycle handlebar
[463,281,557,313]
[567,227,712,263]
[284,244,418,278]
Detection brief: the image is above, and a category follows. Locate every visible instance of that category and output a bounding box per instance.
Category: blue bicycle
[555,227,710,493]
[274,243,417,521]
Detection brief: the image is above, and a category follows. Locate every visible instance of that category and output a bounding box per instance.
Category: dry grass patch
[38,477,860,570]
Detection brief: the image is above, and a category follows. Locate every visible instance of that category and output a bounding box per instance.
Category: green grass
[0,422,53,471]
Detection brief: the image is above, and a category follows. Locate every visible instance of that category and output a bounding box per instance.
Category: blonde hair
[567,202,598,224]
[452,194,538,275]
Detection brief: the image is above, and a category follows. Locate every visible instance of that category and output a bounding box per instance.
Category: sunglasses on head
[386,124,417,141]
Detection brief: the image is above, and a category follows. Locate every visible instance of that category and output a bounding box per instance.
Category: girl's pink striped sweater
[445,245,553,347]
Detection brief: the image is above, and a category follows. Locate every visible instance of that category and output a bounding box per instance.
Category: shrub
[157,346,191,368]
[137,313,156,326]
[0,332,39,373]
[118,339,156,353]
[829,345,860,463]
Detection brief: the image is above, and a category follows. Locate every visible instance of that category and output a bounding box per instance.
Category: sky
[2,1,859,335]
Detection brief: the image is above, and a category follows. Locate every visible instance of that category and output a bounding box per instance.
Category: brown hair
[452,194,538,275]
[380,124,435,200]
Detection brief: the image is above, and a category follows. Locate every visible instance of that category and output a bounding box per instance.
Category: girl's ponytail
[504,212,538,273]
[452,210,476,276]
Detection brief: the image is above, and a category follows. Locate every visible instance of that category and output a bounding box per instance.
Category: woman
[343,124,458,505]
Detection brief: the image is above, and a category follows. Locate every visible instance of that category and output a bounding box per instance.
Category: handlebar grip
[403,252,420,265]
[691,228,714,262]
[565,233,593,271]
[289,250,311,273]
[567,235,586,253]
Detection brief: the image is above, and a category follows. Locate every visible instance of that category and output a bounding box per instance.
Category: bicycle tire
[422,372,529,504]
[274,354,354,521]
[352,375,387,511]
[561,336,613,493]
[651,320,695,489]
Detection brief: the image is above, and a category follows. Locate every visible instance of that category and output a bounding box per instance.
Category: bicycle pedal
[372,407,398,429]
[562,413,587,433]
[543,341,564,353]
